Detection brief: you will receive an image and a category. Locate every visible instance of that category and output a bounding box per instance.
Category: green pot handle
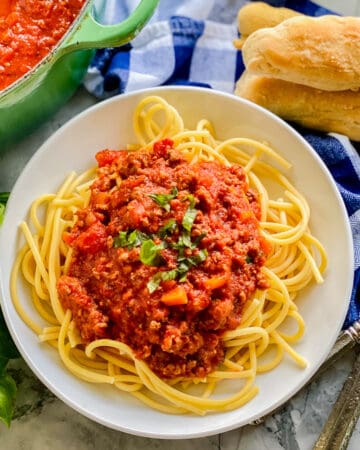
[62,0,159,53]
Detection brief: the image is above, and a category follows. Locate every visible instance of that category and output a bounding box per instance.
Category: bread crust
[234,2,301,50]
[235,71,360,141]
[237,1,301,37]
[242,15,360,91]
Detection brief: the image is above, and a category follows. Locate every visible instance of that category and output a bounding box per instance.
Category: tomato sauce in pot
[0,0,86,91]
[57,140,271,379]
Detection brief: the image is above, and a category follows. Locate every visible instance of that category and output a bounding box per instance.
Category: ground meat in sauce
[57,139,271,379]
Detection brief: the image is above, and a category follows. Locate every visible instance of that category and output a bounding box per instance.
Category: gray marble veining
[2,349,359,449]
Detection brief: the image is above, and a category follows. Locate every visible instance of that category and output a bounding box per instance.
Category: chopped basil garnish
[172,231,206,252]
[0,373,17,427]
[186,194,196,209]
[171,232,192,252]
[147,269,179,293]
[147,249,208,293]
[246,254,253,264]
[0,205,5,226]
[193,232,207,246]
[0,192,9,226]
[178,250,208,271]
[147,189,207,291]
[115,187,208,292]
[113,229,149,248]
[182,199,197,232]
[0,194,20,427]
[148,187,178,212]
[158,219,177,238]
[140,239,166,266]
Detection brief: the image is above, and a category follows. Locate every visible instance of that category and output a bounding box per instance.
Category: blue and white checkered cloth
[85,0,360,328]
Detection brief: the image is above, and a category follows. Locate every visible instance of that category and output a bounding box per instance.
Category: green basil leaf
[0,374,17,427]
[128,230,148,247]
[182,207,197,232]
[140,239,165,266]
[171,232,192,252]
[147,277,161,294]
[186,194,196,209]
[178,271,188,282]
[246,254,253,264]
[0,194,18,427]
[0,311,19,360]
[171,231,206,254]
[147,269,178,293]
[0,204,5,226]
[193,232,207,246]
[0,358,8,376]
[0,192,9,204]
[113,231,128,248]
[179,232,193,248]
[179,249,208,270]
[158,219,177,238]
[192,249,208,264]
[0,192,9,224]
[113,230,149,248]
[148,187,178,212]
[148,249,208,293]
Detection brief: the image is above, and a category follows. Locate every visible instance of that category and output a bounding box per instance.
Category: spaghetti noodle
[11,95,327,415]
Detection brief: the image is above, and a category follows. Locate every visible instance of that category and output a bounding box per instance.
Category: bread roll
[235,71,360,141]
[238,2,301,38]
[242,15,360,91]
[234,2,301,49]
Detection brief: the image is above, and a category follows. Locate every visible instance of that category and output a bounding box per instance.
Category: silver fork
[312,320,360,450]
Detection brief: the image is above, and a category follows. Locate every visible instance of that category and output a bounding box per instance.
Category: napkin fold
[85,0,360,328]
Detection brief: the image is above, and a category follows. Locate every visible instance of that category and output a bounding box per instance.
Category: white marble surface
[1,0,360,448]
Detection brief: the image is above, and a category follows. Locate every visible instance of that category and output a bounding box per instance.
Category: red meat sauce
[0,0,86,91]
[57,139,271,379]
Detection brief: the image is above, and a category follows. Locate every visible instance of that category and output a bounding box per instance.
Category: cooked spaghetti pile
[11,95,326,415]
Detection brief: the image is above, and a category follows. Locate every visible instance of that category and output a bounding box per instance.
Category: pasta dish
[11,95,327,415]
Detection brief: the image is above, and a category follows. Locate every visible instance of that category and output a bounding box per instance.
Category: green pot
[0,0,159,150]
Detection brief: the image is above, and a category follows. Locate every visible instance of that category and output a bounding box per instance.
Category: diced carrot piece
[204,275,228,290]
[161,286,188,306]
[260,236,273,256]
[0,1,11,17]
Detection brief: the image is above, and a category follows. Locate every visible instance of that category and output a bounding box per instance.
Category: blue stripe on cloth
[302,133,360,217]
[103,45,132,95]
[234,52,245,87]
[344,268,360,329]
[300,130,360,325]
[83,0,360,328]
[166,17,205,85]
[265,0,337,15]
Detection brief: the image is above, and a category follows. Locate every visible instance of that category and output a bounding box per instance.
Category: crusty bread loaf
[233,2,301,49]
[235,71,360,141]
[241,15,360,91]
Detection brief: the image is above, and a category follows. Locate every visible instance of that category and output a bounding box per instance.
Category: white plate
[0,86,354,438]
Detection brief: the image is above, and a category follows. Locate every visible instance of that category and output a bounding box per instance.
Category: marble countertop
[1,0,360,448]
[1,347,359,450]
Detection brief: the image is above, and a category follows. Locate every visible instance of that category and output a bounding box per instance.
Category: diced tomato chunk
[72,222,107,254]
[153,139,174,157]
[95,149,123,167]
